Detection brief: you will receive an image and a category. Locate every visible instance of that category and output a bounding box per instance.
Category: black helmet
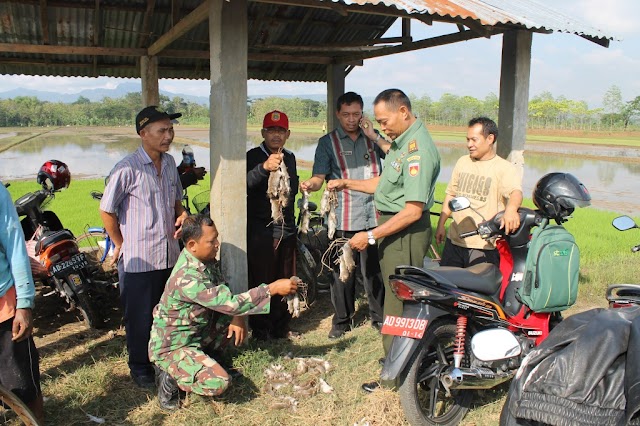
[533,173,591,221]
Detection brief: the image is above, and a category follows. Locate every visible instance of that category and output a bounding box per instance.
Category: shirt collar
[182,249,210,274]
[392,119,422,150]
[336,124,364,141]
[260,142,291,156]
[135,145,170,169]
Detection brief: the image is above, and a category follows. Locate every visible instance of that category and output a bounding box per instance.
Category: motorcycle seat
[424,263,502,295]
[35,229,75,254]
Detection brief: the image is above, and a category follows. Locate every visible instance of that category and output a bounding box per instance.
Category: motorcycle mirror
[612,216,638,231]
[449,197,471,212]
[471,329,521,362]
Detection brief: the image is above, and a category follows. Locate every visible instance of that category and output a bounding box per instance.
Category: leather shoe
[361,381,380,393]
[157,370,180,411]
[328,327,347,339]
[130,372,155,389]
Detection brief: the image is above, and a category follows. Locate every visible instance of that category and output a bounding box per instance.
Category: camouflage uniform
[148,249,271,396]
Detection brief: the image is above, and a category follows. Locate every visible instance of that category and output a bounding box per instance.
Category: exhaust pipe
[441,367,513,390]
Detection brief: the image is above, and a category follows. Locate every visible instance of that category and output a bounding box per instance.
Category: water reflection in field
[1,130,638,213]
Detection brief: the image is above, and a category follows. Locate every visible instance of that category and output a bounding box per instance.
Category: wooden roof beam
[147,0,210,56]
[138,0,156,48]
[39,0,50,45]
[339,29,504,62]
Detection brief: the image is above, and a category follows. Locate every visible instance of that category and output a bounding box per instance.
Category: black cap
[135,106,182,134]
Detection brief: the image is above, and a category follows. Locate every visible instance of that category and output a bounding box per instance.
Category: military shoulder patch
[408,162,420,177]
[408,140,418,153]
[406,155,421,162]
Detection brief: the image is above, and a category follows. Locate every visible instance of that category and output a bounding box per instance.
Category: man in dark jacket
[246,110,299,340]
[503,306,640,425]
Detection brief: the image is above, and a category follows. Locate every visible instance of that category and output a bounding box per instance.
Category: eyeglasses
[263,127,287,135]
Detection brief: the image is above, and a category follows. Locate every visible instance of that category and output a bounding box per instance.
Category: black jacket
[246,143,298,240]
[505,306,640,426]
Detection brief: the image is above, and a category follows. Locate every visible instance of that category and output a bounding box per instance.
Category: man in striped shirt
[100,106,189,388]
[301,92,390,339]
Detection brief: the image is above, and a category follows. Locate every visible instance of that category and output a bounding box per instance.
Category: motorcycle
[499,214,640,426]
[606,215,640,308]
[15,160,102,328]
[380,173,590,426]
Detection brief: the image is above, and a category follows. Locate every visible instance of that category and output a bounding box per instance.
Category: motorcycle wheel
[399,322,473,426]
[296,243,318,307]
[63,275,102,329]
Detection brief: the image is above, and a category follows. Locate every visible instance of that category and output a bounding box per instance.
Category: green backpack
[518,218,580,312]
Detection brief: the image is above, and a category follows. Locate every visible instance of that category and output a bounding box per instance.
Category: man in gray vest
[301,92,390,339]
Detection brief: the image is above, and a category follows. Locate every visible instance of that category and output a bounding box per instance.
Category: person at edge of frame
[327,88,441,392]
[300,91,390,339]
[0,181,44,423]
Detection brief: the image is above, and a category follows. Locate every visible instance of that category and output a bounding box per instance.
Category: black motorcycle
[15,185,102,328]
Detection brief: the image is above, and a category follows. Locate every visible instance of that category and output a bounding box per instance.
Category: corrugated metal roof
[337,0,615,40]
[0,0,617,83]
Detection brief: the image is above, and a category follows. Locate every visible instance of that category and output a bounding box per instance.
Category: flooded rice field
[0,126,638,214]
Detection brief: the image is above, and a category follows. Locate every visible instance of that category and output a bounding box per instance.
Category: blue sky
[0,0,637,109]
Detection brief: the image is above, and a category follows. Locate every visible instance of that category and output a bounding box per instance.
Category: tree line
[0,85,638,131]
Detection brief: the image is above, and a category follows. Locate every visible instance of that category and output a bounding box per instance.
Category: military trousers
[153,313,234,396]
[377,210,432,356]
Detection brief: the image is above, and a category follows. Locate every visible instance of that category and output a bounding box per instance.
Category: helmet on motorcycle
[533,173,591,220]
[37,160,71,191]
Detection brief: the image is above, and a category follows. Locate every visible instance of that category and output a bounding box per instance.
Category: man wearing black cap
[100,106,189,388]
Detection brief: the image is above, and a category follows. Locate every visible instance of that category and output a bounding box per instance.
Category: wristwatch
[367,230,376,245]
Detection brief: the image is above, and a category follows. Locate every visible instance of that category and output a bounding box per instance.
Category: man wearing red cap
[246,110,299,340]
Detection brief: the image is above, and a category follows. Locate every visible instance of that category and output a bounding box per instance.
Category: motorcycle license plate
[51,253,89,276]
[381,315,428,339]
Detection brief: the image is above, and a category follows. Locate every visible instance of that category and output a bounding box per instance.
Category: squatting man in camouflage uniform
[148,214,298,410]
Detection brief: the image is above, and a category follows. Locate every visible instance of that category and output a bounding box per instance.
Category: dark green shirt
[374,120,440,213]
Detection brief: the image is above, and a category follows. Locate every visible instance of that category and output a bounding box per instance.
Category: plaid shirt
[312,126,384,231]
[100,146,183,273]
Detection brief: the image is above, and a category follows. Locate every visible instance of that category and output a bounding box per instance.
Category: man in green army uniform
[328,88,440,392]
[148,214,298,410]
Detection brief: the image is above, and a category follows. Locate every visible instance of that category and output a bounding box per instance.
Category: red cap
[262,110,289,130]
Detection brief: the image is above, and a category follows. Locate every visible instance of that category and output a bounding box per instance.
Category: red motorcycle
[380,173,591,426]
[15,160,101,328]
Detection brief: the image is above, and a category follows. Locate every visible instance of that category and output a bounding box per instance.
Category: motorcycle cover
[504,306,640,426]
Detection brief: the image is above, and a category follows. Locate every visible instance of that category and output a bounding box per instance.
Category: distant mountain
[0,84,376,111]
[0,82,210,105]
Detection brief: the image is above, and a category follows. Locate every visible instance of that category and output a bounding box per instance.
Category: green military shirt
[374,119,441,212]
[149,249,270,359]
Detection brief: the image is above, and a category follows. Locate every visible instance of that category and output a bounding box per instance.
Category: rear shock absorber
[453,316,468,369]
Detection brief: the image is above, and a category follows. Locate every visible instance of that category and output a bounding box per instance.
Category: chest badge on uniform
[408,140,418,153]
[408,162,420,177]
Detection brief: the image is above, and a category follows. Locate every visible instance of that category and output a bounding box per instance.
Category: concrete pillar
[209,0,248,293]
[326,64,345,131]
[140,56,159,106]
[497,30,532,179]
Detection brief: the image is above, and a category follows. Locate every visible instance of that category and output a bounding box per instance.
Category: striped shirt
[312,126,384,232]
[100,146,183,273]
